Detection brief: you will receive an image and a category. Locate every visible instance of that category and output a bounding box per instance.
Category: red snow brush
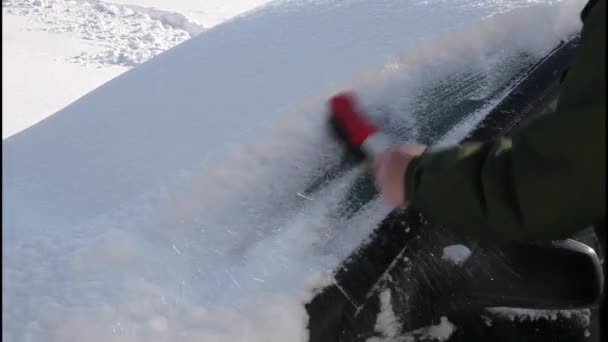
[328,92,391,159]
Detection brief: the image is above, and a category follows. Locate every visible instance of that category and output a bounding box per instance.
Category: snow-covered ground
[2,0,273,138]
[2,13,125,138]
[3,0,587,341]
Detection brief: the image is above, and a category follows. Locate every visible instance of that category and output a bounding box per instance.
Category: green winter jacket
[405,0,606,242]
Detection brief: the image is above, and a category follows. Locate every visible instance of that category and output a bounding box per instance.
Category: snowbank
[1,14,126,138]
[3,0,203,67]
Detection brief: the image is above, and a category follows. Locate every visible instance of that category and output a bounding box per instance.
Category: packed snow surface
[3,0,585,341]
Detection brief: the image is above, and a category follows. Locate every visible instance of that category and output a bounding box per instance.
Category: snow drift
[3,0,585,341]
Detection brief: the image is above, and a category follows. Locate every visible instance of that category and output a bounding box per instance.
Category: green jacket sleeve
[405,0,606,241]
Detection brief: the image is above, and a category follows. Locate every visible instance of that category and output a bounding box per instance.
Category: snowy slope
[3,0,585,341]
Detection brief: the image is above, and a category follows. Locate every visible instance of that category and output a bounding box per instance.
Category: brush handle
[328,92,392,159]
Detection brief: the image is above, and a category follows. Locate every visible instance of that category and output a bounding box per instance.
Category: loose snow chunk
[441,244,472,266]
[486,307,592,325]
[427,317,456,340]
[397,316,456,342]
[373,289,401,339]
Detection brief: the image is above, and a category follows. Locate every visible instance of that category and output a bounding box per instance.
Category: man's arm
[405,0,605,241]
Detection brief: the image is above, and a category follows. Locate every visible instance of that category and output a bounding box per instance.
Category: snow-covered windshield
[3,0,585,341]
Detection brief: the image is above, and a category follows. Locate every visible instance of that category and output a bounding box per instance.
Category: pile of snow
[3,0,586,341]
[110,0,276,28]
[3,0,271,138]
[3,0,204,67]
[2,14,127,138]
